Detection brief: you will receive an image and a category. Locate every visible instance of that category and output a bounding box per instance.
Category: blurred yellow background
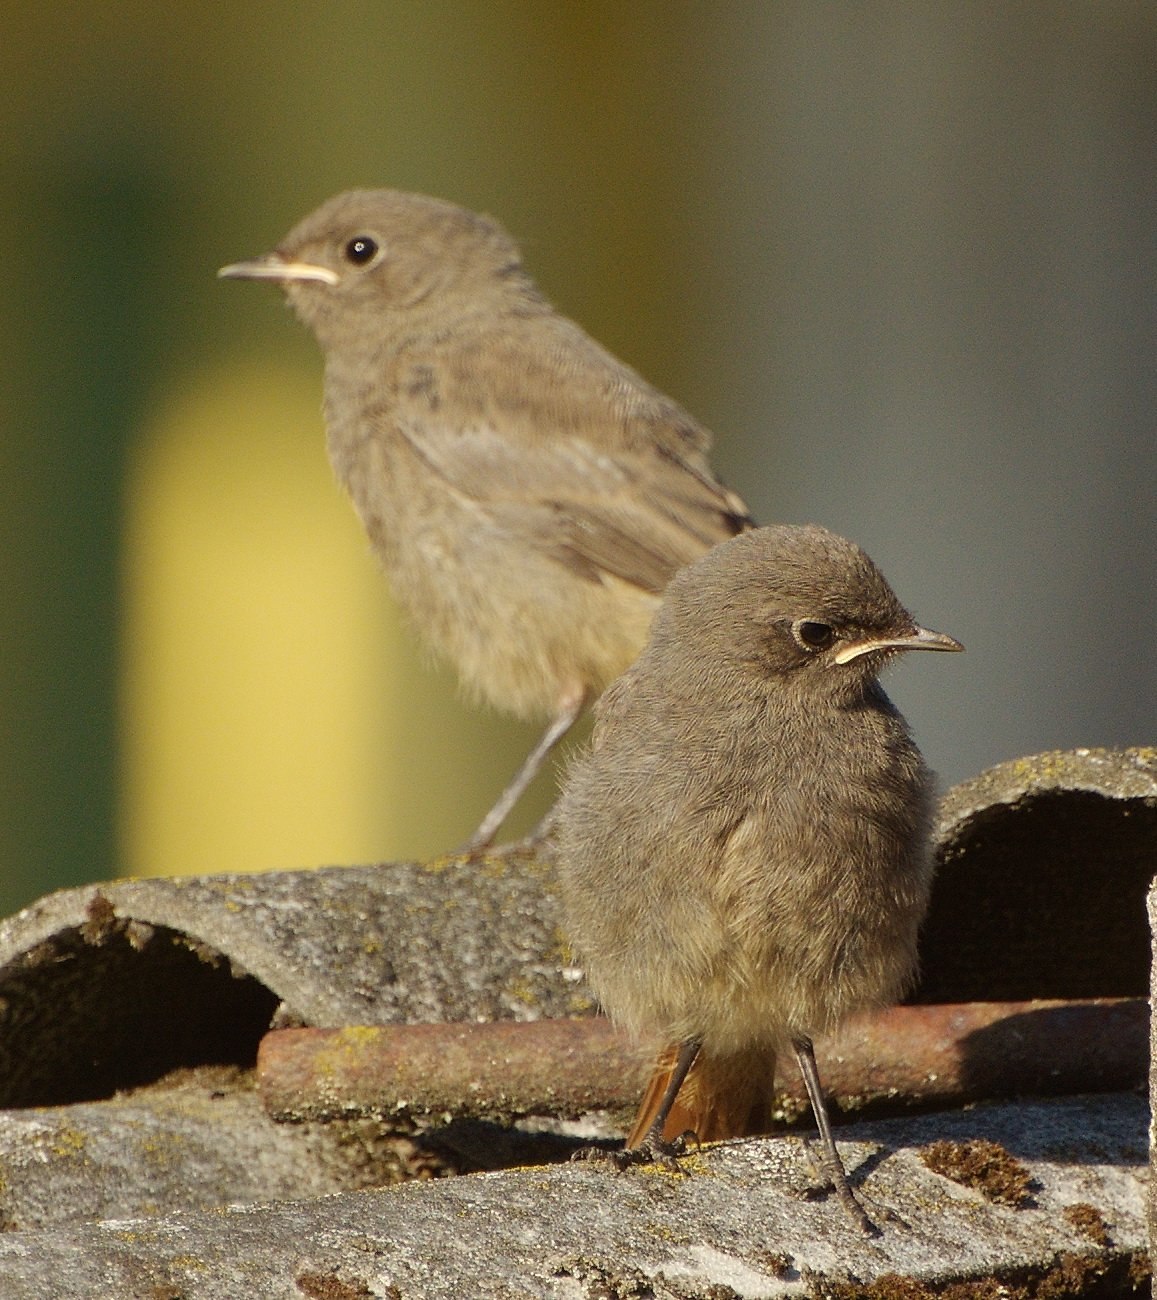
[1,4,1154,912]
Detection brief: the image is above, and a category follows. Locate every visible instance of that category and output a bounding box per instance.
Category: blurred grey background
[1,4,1154,914]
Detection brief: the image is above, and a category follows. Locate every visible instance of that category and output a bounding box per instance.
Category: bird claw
[572,1129,698,1174]
[799,1138,881,1237]
[453,811,558,863]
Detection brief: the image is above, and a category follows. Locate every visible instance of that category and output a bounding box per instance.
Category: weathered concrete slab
[1147,878,1157,1286]
[0,1067,427,1232]
[0,747,1150,1290]
[920,747,1157,1001]
[0,1094,1145,1299]
[0,1063,614,1236]
[0,853,588,1109]
[0,749,1151,1118]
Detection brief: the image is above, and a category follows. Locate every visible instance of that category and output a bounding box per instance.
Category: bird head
[218,188,533,350]
[659,524,962,698]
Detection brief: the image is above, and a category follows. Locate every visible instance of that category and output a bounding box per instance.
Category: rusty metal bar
[258,1016,646,1123]
[257,998,1147,1125]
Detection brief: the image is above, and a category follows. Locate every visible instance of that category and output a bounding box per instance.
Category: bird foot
[800,1138,881,1237]
[453,809,559,863]
[451,830,551,864]
[572,1130,697,1174]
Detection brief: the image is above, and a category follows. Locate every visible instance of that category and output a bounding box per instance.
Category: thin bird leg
[629,1037,702,1159]
[792,1036,878,1236]
[459,685,587,855]
[573,1038,702,1170]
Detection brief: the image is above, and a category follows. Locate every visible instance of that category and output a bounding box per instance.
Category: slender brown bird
[555,524,962,1233]
[219,190,751,851]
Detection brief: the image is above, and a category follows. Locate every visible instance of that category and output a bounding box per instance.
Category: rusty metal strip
[257,998,1147,1124]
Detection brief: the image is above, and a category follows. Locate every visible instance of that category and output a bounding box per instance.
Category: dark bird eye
[344,236,379,265]
[792,620,836,652]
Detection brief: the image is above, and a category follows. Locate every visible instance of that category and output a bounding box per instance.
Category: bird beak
[834,625,964,665]
[217,253,339,286]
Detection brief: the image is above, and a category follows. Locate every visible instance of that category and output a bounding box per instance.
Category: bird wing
[389,325,754,593]
[402,420,751,592]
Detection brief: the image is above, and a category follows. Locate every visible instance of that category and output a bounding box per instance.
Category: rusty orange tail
[627,1045,779,1147]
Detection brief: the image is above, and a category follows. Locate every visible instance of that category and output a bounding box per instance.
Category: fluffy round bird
[220,190,752,851]
[555,523,962,1233]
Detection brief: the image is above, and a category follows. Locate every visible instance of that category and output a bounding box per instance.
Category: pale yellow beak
[218,254,339,286]
[833,625,964,665]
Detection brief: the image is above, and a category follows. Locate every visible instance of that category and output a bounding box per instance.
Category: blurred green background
[1,3,1154,914]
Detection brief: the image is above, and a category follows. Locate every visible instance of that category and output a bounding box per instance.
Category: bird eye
[344,235,380,266]
[792,619,836,652]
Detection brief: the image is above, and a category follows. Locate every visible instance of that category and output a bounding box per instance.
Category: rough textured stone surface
[0,748,1150,1293]
[0,1068,412,1232]
[919,747,1157,1001]
[0,853,588,1109]
[0,749,1151,1115]
[0,1094,1145,1299]
[1138,878,1149,1284]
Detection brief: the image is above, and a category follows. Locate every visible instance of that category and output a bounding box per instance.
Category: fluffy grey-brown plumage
[220,190,751,850]
[555,524,962,1232]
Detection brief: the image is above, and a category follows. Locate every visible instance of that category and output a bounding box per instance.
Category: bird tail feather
[626,1044,778,1147]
